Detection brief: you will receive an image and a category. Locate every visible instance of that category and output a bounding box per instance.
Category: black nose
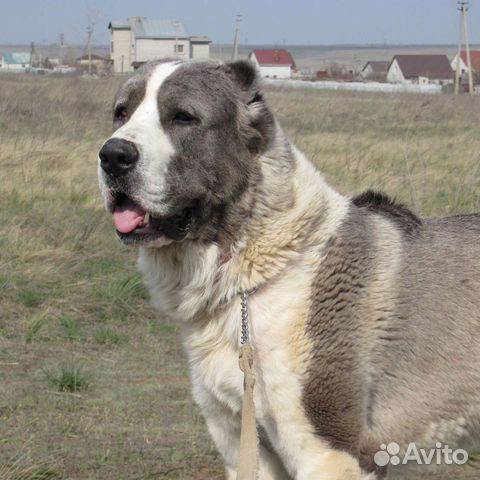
[99,138,139,176]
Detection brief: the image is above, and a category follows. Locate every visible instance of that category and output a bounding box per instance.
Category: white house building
[451,51,480,76]
[386,55,454,85]
[0,52,31,71]
[360,61,389,80]
[248,49,295,79]
[109,17,211,73]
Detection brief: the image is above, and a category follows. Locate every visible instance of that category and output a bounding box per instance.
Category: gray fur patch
[304,203,480,477]
[352,190,422,235]
[303,209,376,461]
[155,61,275,246]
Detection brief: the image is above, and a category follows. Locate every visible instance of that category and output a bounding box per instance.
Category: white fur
[109,62,181,215]
[138,146,374,478]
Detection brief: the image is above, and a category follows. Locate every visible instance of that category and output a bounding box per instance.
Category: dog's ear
[226,60,259,98]
[225,60,274,154]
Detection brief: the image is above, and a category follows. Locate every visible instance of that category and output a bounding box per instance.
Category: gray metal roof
[109,20,130,30]
[190,35,211,44]
[130,17,189,39]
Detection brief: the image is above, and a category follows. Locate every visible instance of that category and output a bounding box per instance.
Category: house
[76,54,111,74]
[451,51,480,75]
[386,55,454,85]
[0,52,31,71]
[248,49,295,79]
[360,61,389,80]
[108,17,211,73]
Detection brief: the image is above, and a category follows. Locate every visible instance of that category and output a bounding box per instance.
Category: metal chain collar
[240,290,250,345]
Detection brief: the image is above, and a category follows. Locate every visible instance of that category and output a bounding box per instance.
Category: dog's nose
[99,138,139,176]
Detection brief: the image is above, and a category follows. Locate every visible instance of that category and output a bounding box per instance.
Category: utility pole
[30,41,35,68]
[59,33,65,65]
[174,20,180,58]
[87,26,93,75]
[455,1,473,95]
[231,14,242,61]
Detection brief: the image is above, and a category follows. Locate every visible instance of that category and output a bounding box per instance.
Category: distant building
[0,52,31,71]
[108,17,211,73]
[316,70,329,80]
[248,49,295,79]
[451,51,480,75]
[386,55,454,85]
[360,61,389,80]
[76,54,111,74]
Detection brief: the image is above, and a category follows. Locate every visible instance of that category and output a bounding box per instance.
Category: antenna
[455,1,474,95]
[232,14,242,61]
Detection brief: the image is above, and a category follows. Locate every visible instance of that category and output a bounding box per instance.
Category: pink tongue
[113,199,146,233]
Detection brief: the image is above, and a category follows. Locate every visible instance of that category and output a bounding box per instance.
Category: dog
[98,59,480,479]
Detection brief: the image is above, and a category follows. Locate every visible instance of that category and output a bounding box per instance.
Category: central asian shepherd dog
[98,59,480,479]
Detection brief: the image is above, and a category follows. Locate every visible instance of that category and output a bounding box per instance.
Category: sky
[1,0,480,46]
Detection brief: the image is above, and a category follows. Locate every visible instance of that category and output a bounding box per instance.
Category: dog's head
[98,59,274,248]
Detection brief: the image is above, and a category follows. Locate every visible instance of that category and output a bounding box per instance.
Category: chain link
[240,290,250,345]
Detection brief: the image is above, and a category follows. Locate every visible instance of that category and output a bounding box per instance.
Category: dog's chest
[184,271,314,445]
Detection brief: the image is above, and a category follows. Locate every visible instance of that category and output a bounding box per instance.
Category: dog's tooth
[144,212,150,225]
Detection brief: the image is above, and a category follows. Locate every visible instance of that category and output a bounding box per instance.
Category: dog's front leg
[271,416,375,480]
[295,450,376,480]
[203,408,240,477]
[205,412,291,479]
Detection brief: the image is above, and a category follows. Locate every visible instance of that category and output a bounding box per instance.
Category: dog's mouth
[112,193,193,246]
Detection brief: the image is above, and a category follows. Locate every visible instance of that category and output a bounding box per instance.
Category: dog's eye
[115,106,128,121]
[173,111,196,124]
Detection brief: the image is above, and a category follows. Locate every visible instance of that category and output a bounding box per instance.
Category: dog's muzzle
[99,138,139,178]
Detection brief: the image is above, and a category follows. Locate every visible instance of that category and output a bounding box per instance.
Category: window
[175,44,184,54]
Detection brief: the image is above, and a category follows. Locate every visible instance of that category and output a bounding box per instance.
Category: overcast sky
[1,0,480,46]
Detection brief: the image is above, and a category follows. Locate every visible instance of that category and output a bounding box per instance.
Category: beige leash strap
[236,291,259,480]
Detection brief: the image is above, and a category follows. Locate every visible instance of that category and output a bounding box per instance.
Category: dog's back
[305,191,480,474]
[373,210,480,445]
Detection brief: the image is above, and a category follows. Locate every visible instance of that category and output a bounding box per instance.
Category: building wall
[386,59,408,84]
[258,65,291,79]
[191,43,210,59]
[451,55,468,74]
[428,78,454,86]
[1,62,29,71]
[250,54,291,79]
[360,64,373,79]
[135,39,190,62]
[111,29,133,73]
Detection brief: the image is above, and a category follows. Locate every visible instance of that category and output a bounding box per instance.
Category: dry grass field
[1,73,480,480]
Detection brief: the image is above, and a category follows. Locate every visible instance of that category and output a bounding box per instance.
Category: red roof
[460,51,480,70]
[250,49,295,67]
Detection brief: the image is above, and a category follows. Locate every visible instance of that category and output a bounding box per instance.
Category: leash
[236,289,259,480]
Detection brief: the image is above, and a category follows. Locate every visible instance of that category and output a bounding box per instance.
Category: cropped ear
[225,61,274,153]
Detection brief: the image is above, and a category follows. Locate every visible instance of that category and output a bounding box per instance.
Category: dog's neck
[138,128,349,322]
